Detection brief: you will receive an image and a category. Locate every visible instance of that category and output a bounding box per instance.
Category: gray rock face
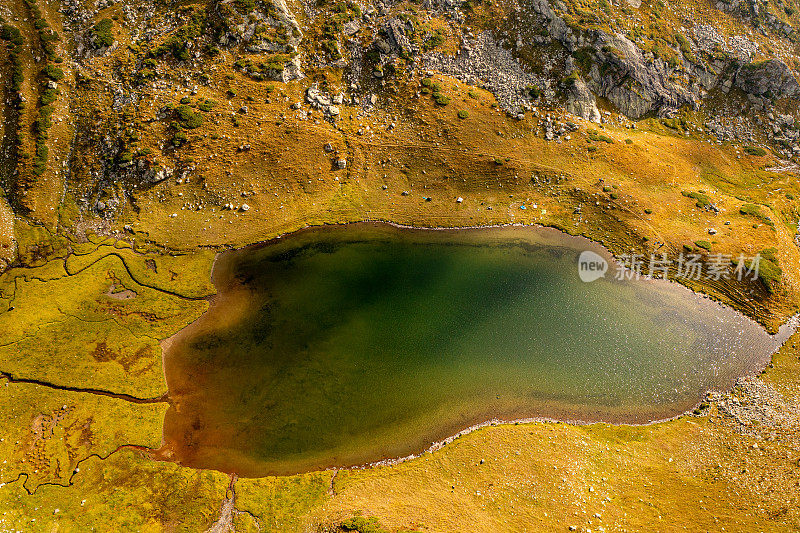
[424,32,548,114]
[212,0,304,80]
[527,0,698,118]
[714,0,796,37]
[734,59,800,99]
[564,77,601,123]
[588,33,698,118]
[386,18,414,54]
[373,38,392,55]
[526,0,794,120]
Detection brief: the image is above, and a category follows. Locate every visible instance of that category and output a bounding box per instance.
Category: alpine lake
[161,223,790,476]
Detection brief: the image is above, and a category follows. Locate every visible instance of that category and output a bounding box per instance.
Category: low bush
[92,18,114,47]
[682,190,711,209]
[743,145,767,156]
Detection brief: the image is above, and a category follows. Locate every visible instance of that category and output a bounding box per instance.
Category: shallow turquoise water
[163,224,782,476]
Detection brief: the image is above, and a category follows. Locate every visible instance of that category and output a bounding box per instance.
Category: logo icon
[578,250,608,282]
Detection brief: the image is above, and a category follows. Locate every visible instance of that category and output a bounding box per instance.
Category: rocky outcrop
[385,17,414,55]
[211,0,304,80]
[564,77,601,123]
[527,0,698,118]
[587,32,698,118]
[734,59,800,99]
[714,0,795,37]
[424,32,548,115]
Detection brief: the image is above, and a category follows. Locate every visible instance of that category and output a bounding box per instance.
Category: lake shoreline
[335,312,797,475]
[158,221,798,478]
[224,219,784,332]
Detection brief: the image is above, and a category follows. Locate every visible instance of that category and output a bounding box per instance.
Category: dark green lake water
[162,223,786,476]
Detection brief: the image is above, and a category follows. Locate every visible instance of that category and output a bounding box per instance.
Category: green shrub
[340,515,389,533]
[234,0,256,13]
[675,33,694,60]
[525,85,541,98]
[433,92,450,105]
[172,131,188,146]
[33,142,48,175]
[197,99,217,112]
[42,64,64,81]
[694,240,712,251]
[156,36,189,60]
[588,130,613,143]
[321,39,341,59]
[457,110,469,119]
[34,106,53,136]
[92,18,114,47]
[739,203,761,216]
[562,71,580,85]
[422,29,445,51]
[739,203,774,226]
[39,87,57,106]
[1,24,23,46]
[661,117,685,131]
[9,52,23,91]
[153,15,207,62]
[754,248,781,292]
[138,69,156,81]
[682,190,711,209]
[743,145,767,156]
[174,105,204,129]
[760,247,778,264]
